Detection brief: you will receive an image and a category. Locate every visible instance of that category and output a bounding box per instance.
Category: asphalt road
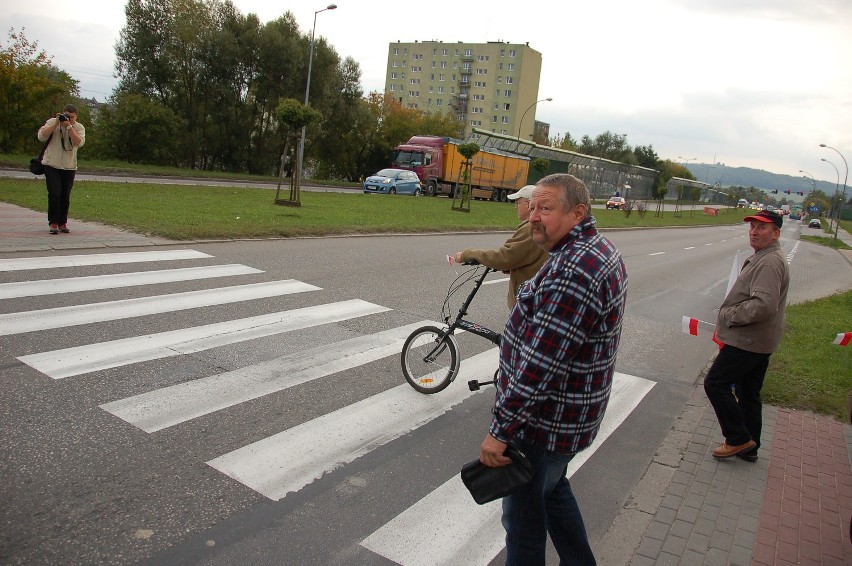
[0,221,848,565]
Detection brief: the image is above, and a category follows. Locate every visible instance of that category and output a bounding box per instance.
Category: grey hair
[536,173,591,216]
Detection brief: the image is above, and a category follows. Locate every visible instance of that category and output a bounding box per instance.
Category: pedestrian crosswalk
[2,248,655,565]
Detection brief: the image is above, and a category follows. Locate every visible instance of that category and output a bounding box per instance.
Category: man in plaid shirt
[479,173,627,566]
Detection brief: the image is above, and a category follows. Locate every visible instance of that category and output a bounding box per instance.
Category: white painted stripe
[18,300,390,379]
[0,280,320,336]
[102,320,439,432]
[648,252,665,256]
[207,348,499,501]
[360,372,655,566]
[483,277,509,286]
[0,265,263,299]
[0,250,212,272]
[683,246,696,250]
[704,243,713,246]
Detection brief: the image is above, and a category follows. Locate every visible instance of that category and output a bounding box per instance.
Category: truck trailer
[391,135,530,202]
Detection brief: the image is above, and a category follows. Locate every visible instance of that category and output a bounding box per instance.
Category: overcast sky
[4,0,851,183]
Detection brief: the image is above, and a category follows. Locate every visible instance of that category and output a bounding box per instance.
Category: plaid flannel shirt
[489,216,628,455]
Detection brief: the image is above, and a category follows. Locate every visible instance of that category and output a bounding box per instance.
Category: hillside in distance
[685,163,837,196]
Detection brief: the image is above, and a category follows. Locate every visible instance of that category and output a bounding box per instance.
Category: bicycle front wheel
[401,326,460,394]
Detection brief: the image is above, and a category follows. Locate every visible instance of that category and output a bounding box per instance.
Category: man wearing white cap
[454,185,548,308]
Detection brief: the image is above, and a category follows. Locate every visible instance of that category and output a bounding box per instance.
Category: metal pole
[820,144,848,241]
[298,4,337,181]
[517,97,552,140]
[821,158,840,235]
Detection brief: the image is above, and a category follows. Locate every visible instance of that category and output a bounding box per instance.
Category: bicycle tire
[401,326,460,394]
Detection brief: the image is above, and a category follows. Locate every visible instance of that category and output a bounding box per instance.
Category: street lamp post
[819,144,848,241]
[798,169,816,192]
[297,3,337,181]
[517,97,552,141]
[821,158,840,232]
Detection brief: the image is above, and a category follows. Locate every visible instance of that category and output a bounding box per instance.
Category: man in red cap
[704,209,789,461]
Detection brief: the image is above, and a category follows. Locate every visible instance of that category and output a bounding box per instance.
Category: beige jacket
[458,220,548,308]
[715,241,789,354]
[38,117,85,170]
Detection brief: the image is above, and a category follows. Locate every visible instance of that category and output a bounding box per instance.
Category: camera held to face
[58,113,69,122]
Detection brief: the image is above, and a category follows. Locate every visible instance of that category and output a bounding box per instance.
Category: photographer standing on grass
[37,104,85,235]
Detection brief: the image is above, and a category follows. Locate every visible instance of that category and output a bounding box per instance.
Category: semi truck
[391,135,530,202]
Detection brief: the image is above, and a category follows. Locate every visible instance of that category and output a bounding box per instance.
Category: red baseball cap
[743,209,783,228]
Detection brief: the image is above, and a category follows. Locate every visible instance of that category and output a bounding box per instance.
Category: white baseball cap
[507,185,535,200]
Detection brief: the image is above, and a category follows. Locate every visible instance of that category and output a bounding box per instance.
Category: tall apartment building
[384,40,543,140]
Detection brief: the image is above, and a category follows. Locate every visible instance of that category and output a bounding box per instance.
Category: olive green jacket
[458,220,548,308]
[715,241,789,354]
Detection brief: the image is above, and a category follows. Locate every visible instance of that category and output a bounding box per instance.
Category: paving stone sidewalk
[597,384,852,566]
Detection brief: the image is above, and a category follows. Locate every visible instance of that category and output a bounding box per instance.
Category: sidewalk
[2,201,852,565]
[0,201,175,253]
[595,384,852,565]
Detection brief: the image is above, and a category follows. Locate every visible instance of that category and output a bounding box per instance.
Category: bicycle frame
[444,266,501,346]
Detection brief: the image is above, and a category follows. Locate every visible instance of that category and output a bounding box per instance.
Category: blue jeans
[501,440,596,566]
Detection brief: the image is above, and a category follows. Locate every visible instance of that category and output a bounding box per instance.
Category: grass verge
[763,290,852,421]
[0,177,742,240]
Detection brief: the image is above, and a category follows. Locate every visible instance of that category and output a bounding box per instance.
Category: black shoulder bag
[29,132,54,176]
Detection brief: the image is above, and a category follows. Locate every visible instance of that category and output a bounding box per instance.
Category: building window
[443,48,449,56]
[438,86,444,94]
[439,74,445,81]
[509,49,516,57]
[429,86,434,93]
[390,84,396,92]
[500,49,505,57]
[499,62,504,70]
[497,77,503,84]
[413,53,423,60]
[394,48,400,55]
[501,116,509,124]
[391,72,397,79]
[436,99,443,106]
[463,48,473,56]
[504,90,512,97]
[476,68,487,75]
[472,107,483,114]
[508,63,516,71]
[492,115,498,123]
[505,77,513,84]
[477,55,489,61]
[441,61,447,68]
[392,60,398,68]
[432,61,436,68]
[503,103,510,111]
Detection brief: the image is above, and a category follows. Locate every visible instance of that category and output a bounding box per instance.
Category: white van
[737,199,748,208]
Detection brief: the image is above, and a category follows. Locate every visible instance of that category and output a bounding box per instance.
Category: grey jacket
[715,241,789,354]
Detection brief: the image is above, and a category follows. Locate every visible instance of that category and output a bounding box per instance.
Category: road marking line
[102,321,438,432]
[0,265,263,299]
[18,299,389,379]
[649,252,665,256]
[0,250,212,272]
[360,372,655,566]
[0,280,320,336]
[206,348,499,501]
[683,246,696,250]
[483,277,509,286]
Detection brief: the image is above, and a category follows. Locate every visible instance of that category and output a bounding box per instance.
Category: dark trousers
[44,165,76,226]
[704,344,770,450]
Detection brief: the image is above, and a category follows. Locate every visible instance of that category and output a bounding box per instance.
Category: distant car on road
[808,219,822,229]
[363,169,422,195]
[606,196,625,209]
[789,212,802,220]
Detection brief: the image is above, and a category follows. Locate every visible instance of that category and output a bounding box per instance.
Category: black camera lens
[58,114,68,122]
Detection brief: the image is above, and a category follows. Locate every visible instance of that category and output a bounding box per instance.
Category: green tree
[633,144,659,169]
[578,131,636,163]
[90,91,183,164]
[0,28,78,153]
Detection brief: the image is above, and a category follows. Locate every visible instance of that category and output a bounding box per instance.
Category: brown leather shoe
[712,440,756,459]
